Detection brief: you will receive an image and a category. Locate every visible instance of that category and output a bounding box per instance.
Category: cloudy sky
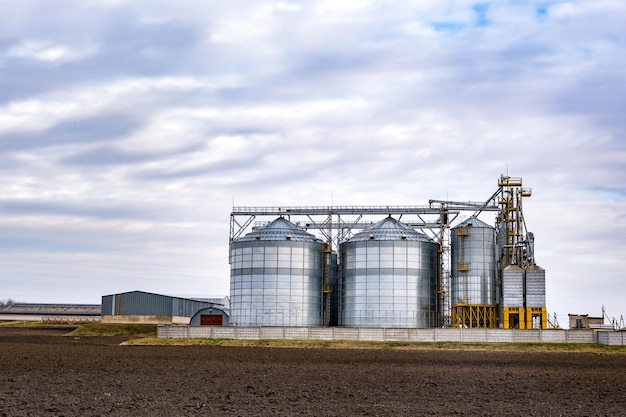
[1,0,624,324]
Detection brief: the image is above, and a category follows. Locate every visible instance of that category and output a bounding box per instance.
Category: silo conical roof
[347,216,431,242]
[454,216,493,229]
[236,217,322,242]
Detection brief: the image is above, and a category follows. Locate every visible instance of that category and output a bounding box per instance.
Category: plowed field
[1,328,624,416]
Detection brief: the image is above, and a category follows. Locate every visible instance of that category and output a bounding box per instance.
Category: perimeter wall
[158,326,596,344]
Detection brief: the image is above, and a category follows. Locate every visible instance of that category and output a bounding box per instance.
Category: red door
[200,315,223,326]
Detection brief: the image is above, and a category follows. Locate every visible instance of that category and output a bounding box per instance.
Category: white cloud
[8,40,98,63]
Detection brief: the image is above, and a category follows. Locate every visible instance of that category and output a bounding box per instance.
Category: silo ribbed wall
[502,265,524,307]
[339,217,438,328]
[525,266,546,308]
[229,218,324,327]
[450,218,497,306]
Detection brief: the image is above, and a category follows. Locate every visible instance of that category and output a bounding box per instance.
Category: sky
[1,0,624,326]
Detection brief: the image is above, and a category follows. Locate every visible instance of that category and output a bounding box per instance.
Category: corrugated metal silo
[450,217,497,328]
[524,265,547,329]
[525,265,545,308]
[229,217,324,327]
[339,216,438,328]
[502,265,524,328]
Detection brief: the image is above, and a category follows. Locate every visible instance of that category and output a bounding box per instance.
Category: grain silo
[524,265,547,329]
[450,217,497,328]
[339,216,438,328]
[501,265,524,328]
[229,217,324,326]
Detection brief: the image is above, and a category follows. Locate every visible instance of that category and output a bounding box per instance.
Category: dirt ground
[1,328,625,416]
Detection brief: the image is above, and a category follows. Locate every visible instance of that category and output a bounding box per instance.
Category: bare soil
[0,328,624,416]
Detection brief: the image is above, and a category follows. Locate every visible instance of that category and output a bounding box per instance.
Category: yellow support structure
[502,307,525,329]
[525,307,548,329]
[451,304,497,328]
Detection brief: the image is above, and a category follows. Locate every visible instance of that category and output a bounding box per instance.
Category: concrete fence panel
[234,327,260,340]
[284,327,309,340]
[459,329,489,342]
[410,329,435,342]
[157,326,597,344]
[512,329,541,342]
[597,331,625,346]
[308,328,333,340]
[488,329,514,343]
[212,327,237,339]
[260,327,285,340]
[384,328,410,342]
[435,329,462,342]
[333,328,361,341]
[567,330,595,344]
[540,330,567,343]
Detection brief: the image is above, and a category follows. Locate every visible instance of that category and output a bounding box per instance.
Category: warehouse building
[101,291,229,325]
[0,303,101,322]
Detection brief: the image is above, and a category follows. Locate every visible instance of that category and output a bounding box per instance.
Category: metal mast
[495,175,533,268]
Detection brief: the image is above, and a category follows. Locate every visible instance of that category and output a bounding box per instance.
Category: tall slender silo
[524,265,547,329]
[502,265,524,329]
[339,216,439,328]
[229,217,324,327]
[450,217,497,328]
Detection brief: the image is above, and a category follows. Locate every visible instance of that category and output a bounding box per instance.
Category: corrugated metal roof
[347,216,431,242]
[236,217,322,242]
[0,304,102,316]
[101,291,227,317]
[454,216,493,229]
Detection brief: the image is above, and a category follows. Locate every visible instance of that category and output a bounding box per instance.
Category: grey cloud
[133,154,263,181]
[61,140,206,166]
[0,113,142,152]
[1,8,207,102]
[0,198,178,222]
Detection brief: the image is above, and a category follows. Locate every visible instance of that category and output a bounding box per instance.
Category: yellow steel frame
[525,307,547,330]
[451,304,497,328]
[502,307,547,329]
[503,307,525,329]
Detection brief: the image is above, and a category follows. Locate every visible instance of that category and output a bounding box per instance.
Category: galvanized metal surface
[340,217,438,328]
[0,303,101,316]
[345,216,432,242]
[525,266,546,307]
[502,265,524,307]
[230,218,324,327]
[102,291,214,318]
[450,217,497,306]
[236,217,323,242]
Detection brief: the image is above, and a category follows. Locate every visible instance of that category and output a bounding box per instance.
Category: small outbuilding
[568,314,604,329]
